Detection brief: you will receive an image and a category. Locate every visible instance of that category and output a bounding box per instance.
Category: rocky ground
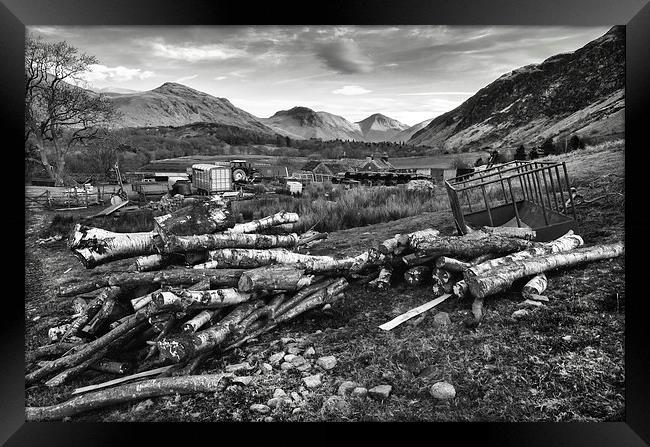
[24,143,625,422]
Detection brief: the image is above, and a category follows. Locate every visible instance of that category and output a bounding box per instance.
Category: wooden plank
[70,365,173,395]
[91,200,129,218]
[378,294,451,331]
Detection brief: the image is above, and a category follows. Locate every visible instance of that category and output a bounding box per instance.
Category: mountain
[355,113,410,142]
[389,118,434,143]
[408,26,625,150]
[92,86,141,96]
[109,82,276,134]
[261,107,366,141]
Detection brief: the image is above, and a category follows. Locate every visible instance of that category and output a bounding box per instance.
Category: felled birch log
[157,300,263,362]
[68,224,161,269]
[135,254,172,272]
[25,342,83,365]
[412,234,534,260]
[26,308,154,385]
[522,273,548,299]
[194,248,382,273]
[227,211,299,234]
[164,232,300,253]
[402,253,436,267]
[466,233,584,278]
[26,374,230,421]
[182,310,220,333]
[297,231,328,247]
[238,266,314,293]
[404,266,431,286]
[58,269,245,297]
[44,348,108,388]
[452,280,469,298]
[467,242,624,299]
[481,226,537,240]
[91,359,131,375]
[154,201,235,238]
[154,289,253,310]
[369,267,392,289]
[379,228,440,255]
[435,257,470,272]
[62,286,121,341]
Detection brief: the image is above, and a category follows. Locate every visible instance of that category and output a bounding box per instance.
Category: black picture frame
[3,0,649,444]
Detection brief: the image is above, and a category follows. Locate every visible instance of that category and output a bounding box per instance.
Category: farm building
[390,156,456,182]
[293,160,354,183]
[358,153,395,172]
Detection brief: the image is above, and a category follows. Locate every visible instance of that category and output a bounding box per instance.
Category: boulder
[368,384,392,399]
[250,404,271,414]
[316,355,337,371]
[429,381,456,400]
[338,381,361,396]
[302,374,322,388]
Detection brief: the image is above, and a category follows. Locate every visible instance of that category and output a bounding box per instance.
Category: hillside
[389,118,434,143]
[261,107,366,141]
[408,26,625,150]
[355,113,409,143]
[109,82,277,134]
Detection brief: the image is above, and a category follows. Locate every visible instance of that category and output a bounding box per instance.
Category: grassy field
[24,140,624,421]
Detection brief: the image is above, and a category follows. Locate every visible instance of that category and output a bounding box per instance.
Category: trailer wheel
[232,169,247,183]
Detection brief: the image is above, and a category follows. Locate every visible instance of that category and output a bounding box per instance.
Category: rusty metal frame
[445,160,576,235]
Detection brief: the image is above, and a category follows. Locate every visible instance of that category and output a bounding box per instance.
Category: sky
[29,25,611,126]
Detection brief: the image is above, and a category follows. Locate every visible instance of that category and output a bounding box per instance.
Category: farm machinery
[445,160,578,241]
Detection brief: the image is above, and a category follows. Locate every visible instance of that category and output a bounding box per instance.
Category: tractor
[230,160,261,184]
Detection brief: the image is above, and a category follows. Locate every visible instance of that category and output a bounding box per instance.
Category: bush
[567,135,585,151]
[514,145,527,160]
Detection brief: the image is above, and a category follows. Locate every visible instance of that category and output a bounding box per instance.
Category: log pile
[27,201,373,419]
[27,196,624,420]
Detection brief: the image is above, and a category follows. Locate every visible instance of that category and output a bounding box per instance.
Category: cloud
[80,64,155,83]
[332,85,372,95]
[214,76,228,81]
[315,39,373,74]
[176,74,198,83]
[398,91,473,96]
[151,42,246,61]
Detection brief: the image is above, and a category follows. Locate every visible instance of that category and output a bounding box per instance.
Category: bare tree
[25,33,119,185]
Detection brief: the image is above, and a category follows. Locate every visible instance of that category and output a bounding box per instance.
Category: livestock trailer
[445,160,577,242]
[191,164,233,195]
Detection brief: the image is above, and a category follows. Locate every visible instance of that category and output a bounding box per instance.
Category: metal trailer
[444,160,577,242]
[191,164,233,195]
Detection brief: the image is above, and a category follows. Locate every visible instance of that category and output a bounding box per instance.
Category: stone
[429,381,456,400]
[286,345,301,355]
[250,403,271,414]
[264,416,274,422]
[302,374,322,388]
[269,351,285,366]
[562,335,572,341]
[321,395,351,417]
[512,309,530,320]
[351,387,368,398]
[284,354,297,363]
[337,381,361,396]
[368,385,392,399]
[231,376,253,386]
[133,399,154,412]
[281,337,294,345]
[322,304,332,311]
[280,361,294,371]
[291,355,307,366]
[267,397,290,409]
[292,407,302,415]
[433,312,452,327]
[303,346,316,356]
[261,363,273,374]
[314,330,322,334]
[291,391,302,402]
[316,355,337,370]
[225,362,252,373]
[296,363,312,372]
[273,388,287,398]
